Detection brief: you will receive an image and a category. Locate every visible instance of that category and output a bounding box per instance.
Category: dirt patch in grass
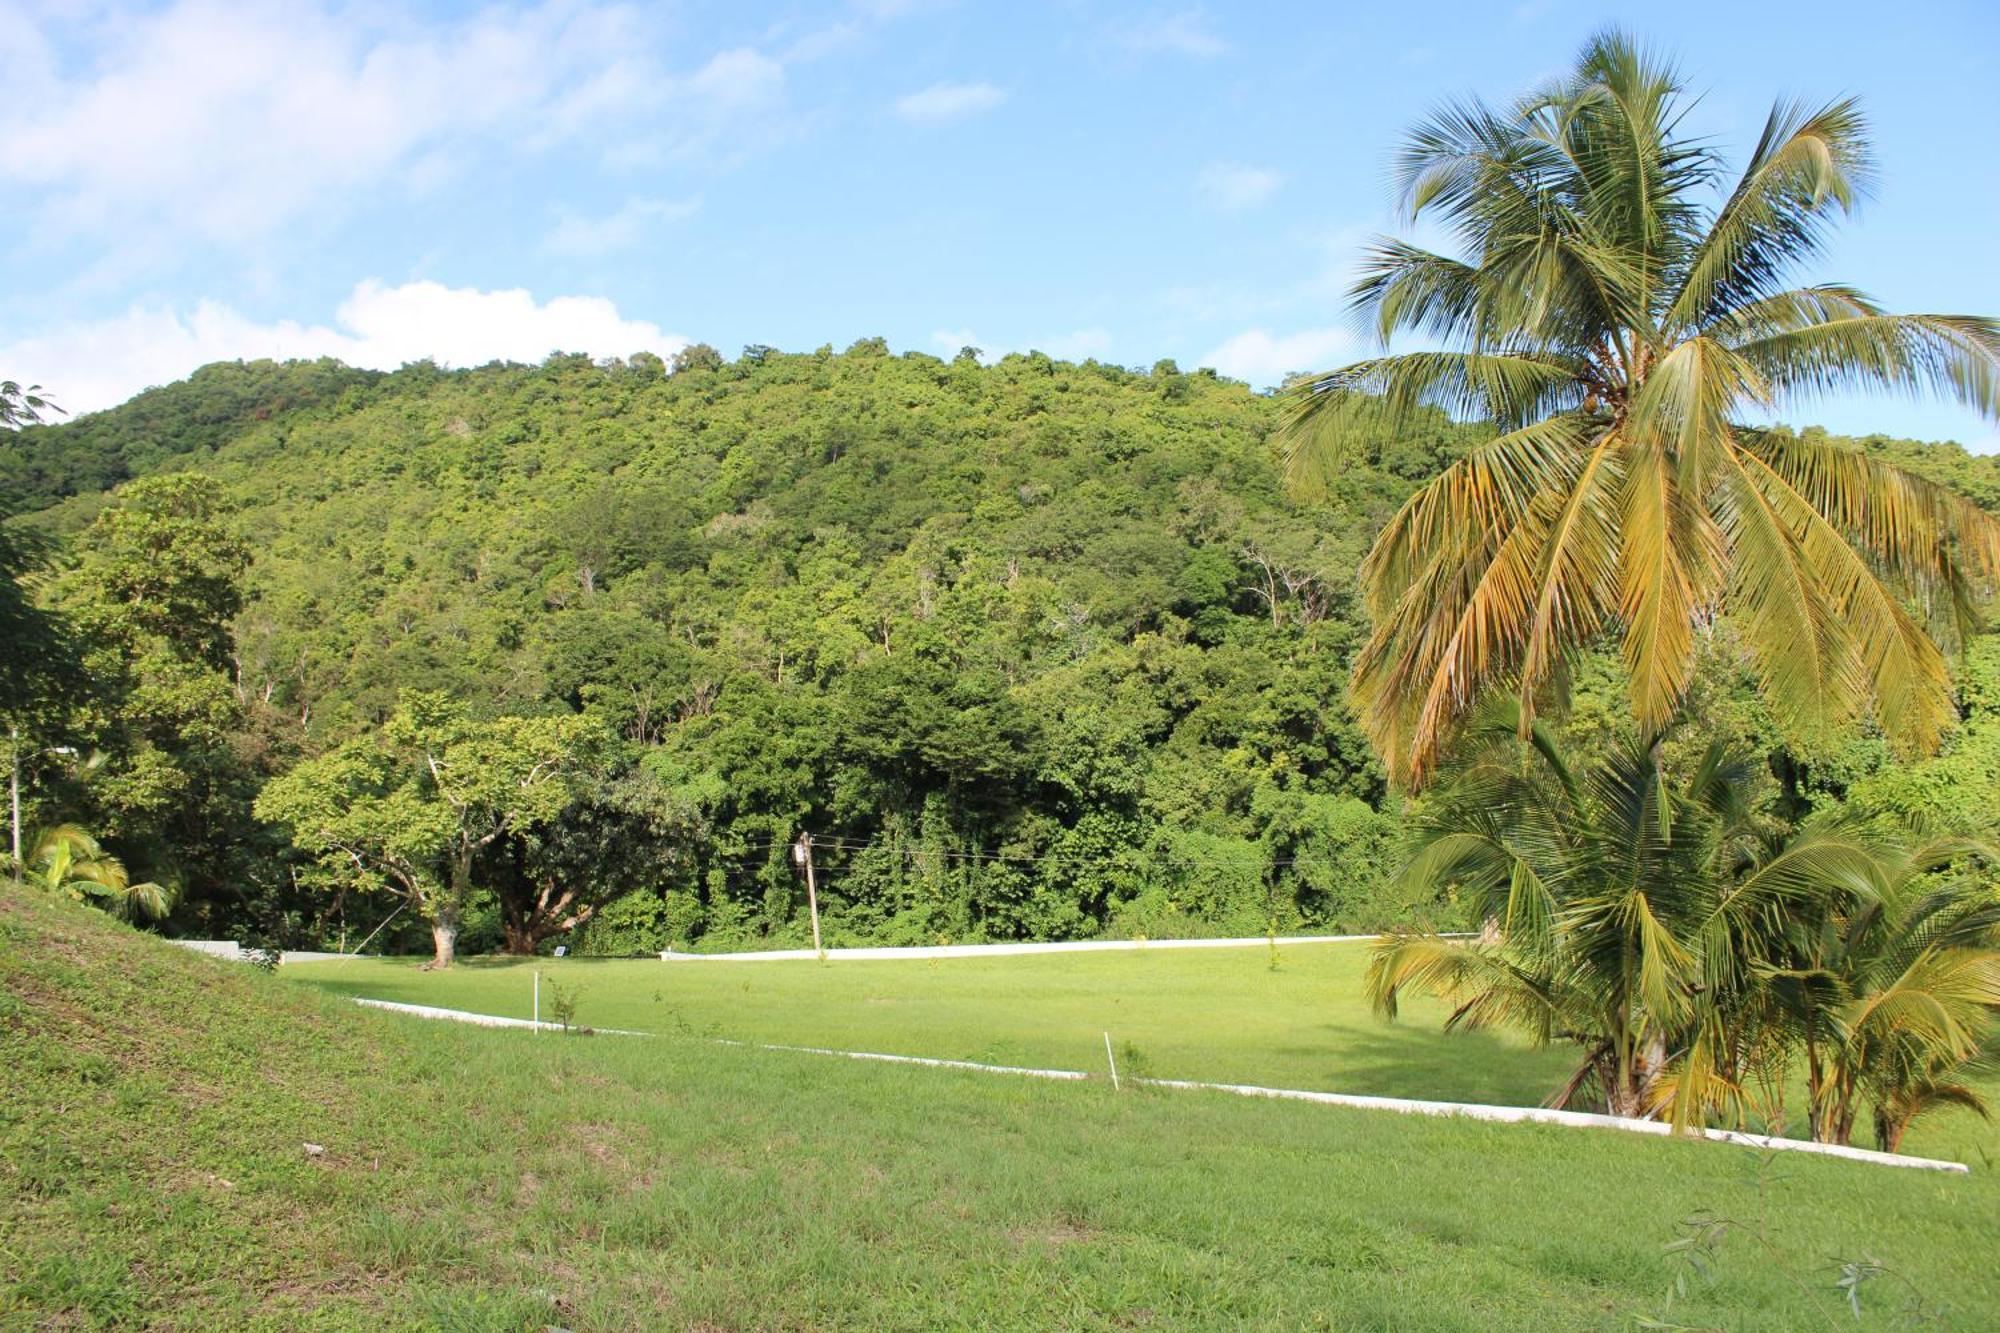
[1008,1215,1102,1248]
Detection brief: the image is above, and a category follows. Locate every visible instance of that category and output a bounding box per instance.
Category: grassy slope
[6,894,1998,1331]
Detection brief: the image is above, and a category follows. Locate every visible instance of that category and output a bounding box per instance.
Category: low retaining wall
[168,939,359,965]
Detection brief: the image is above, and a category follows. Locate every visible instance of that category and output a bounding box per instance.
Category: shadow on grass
[1257,1024,1573,1105]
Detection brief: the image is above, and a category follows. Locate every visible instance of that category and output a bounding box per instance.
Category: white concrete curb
[347,997,1968,1174]
[352,997,648,1036]
[716,1038,1090,1081]
[1134,1077,1970,1172]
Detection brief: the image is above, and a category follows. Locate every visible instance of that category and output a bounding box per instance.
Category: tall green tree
[1281,30,2000,785]
[483,766,699,955]
[256,691,608,966]
[2,527,79,877]
[49,474,256,912]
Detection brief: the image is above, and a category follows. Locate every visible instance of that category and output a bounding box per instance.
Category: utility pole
[792,831,824,960]
[9,724,20,883]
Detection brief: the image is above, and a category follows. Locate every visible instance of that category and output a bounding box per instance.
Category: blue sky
[2,0,1995,450]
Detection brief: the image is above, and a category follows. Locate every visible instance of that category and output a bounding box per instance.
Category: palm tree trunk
[1634,1032,1667,1118]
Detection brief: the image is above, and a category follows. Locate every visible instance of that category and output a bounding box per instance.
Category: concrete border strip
[352,996,649,1035]
[346,997,1968,1174]
[1134,1077,1969,1172]
[717,1038,1090,1080]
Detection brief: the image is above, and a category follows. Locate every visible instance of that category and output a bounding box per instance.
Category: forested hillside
[7,344,1999,955]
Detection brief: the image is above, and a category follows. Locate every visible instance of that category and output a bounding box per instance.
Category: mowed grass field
[284,942,1575,1106]
[6,897,1998,1330]
[283,943,2000,1164]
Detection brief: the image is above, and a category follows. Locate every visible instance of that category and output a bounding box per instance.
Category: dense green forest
[6,345,1999,956]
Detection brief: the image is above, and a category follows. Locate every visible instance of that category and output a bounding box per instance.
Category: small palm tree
[1281,30,2000,786]
[1368,708,1913,1126]
[1757,848,2000,1150]
[23,824,172,922]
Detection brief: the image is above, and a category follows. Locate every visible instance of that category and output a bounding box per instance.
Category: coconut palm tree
[1281,30,2000,786]
[22,824,171,922]
[1366,707,1916,1126]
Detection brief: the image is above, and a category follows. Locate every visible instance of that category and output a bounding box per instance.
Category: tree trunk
[1833,1103,1858,1147]
[500,918,536,956]
[429,907,459,969]
[1599,1049,1639,1119]
[426,856,472,969]
[1633,1032,1667,1118]
[499,881,586,956]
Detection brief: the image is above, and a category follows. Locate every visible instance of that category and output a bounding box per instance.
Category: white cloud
[931,328,983,354]
[0,280,689,415]
[0,2,784,246]
[686,47,787,110]
[1196,163,1283,213]
[1200,327,1359,388]
[928,327,1112,363]
[1036,328,1113,361]
[544,197,702,257]
[893,81,1006,124]
[1115,11,1230,59]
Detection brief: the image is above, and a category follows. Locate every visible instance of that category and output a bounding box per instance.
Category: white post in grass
[533,970,540,1034]
[1103,1031,1120,1091]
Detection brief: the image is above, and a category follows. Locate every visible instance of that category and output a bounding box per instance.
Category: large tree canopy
[1281,30,2000,785]
[255,691,609,967]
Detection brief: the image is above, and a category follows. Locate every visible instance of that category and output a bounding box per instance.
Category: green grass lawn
[281,944,2000,1164]
[8,896,2000,1330]
[283,944,1577,1108]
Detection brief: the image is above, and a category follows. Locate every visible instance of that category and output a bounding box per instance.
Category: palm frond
[1349,238,1488,345]
[1708,284,1881,340]
[1350,414,1598,618]
[1711,446,1860,742]
[1365,933,1572,1044]
[1739,427,2000,638]
[1515,431,1625,729]
[1734,313,2000,421]
[1613,410,1726,730]
[1735,447,1960,752]
[1279,352,1587,472]
[1666,97,1874,329]
[119,881,173,922]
